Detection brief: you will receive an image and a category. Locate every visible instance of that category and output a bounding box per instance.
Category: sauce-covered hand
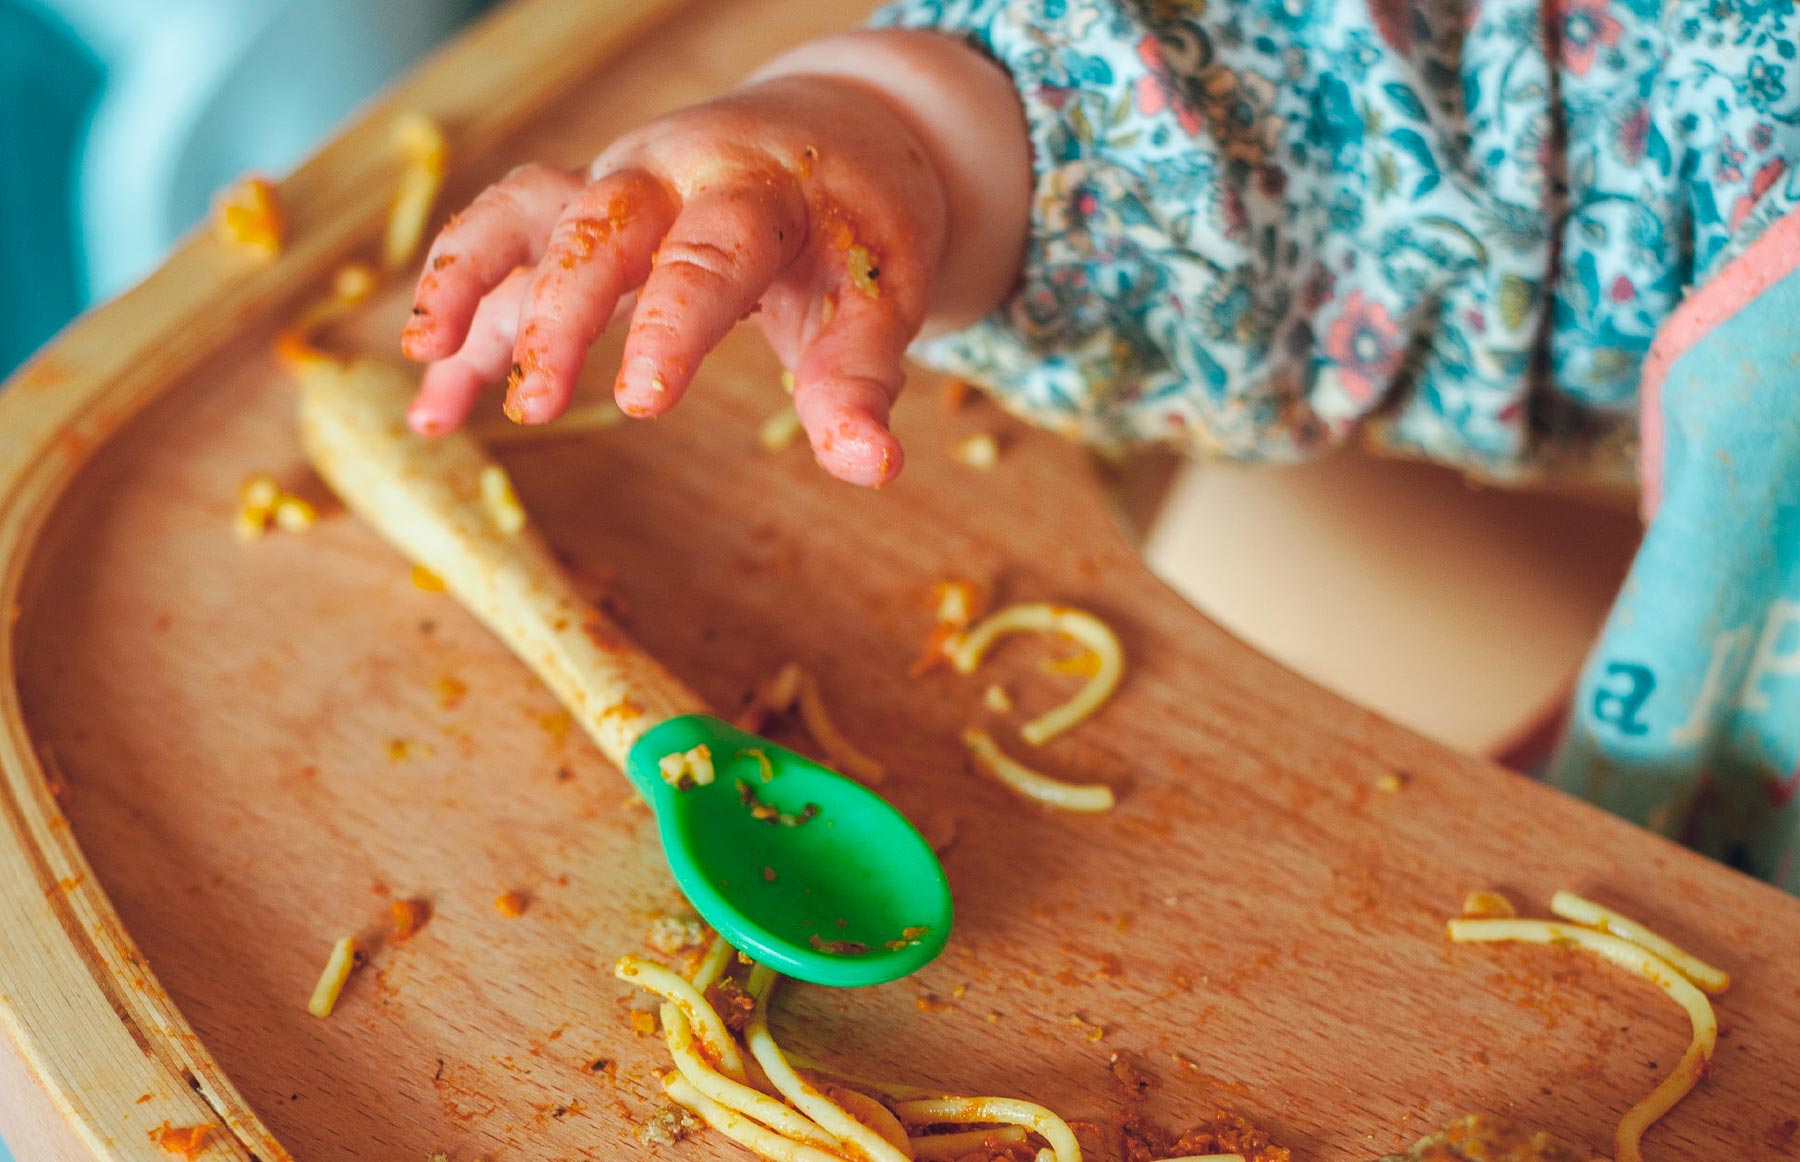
[401,30,1030,487]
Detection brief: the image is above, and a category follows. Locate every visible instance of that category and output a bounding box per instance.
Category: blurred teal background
[0,1,492,1155]
[0,0,493,379]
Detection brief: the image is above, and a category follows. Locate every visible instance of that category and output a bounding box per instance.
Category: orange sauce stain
[149,1123,212,1158]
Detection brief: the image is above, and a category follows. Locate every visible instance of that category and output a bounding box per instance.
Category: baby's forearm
[751,29,1032,338]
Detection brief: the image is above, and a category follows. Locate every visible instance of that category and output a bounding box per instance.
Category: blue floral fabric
[871,0,1800,482]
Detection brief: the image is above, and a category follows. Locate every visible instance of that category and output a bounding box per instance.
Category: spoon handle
[298,359,706,771]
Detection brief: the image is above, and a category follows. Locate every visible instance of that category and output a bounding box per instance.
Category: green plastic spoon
[298,360,950,986]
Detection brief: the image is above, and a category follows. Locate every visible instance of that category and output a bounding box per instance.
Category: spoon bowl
[628,715,951,985]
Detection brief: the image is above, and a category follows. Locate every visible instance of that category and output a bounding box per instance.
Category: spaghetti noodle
[307,936,358,1018]
[944,604,1123,745]
[1449,897,1728,1162]
[384,113,449,270]
[617,935,1096,1162]
[794,672,885,785]
[478,464,527,535]
[961,727,1115,813]
[1547,891,1729,994]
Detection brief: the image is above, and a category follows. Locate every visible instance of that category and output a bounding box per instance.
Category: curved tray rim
[0,0,694,1154]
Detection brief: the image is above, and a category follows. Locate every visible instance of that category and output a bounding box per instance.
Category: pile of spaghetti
[617,936,1262,1162]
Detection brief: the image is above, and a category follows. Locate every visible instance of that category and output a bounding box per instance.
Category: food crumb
[1460,889,1518,919]
[645,915,709,956]
[392,899,430,942]
[495,891,529,918]
[709,978,756,1034]
[1041,650,1102,678]
[212,175,284,257]
[931,579,986,628]
[479,464,527,535]
[884,925,930,951]
[1378,1114,1578,1162]
[1068,1013,1105,1041]
[758,407,804,452]
[762,866,777,882]
[629,1009,659,1037]
[940,378,972,411]
[1376,771,1407,794]
[952,432,1000,469]
[537,710,574,743]
[916,994,951,1013]
[845,245,881,297]
[658,744,716,790]
[1127,1110,1291,1162]
[637,1103,701,1146]
[235,473,316,541]
[411,564,446,592]
[808,935,871,956]
[1108,1052,1153,1099]
[272,495,316,532]
[150,1123,213,1159]
[436,676,468,710]
[983,684,1013,713]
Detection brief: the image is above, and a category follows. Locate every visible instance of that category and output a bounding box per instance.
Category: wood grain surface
[4,0,1799,1159]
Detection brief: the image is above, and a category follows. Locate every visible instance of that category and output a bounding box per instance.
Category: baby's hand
[402,73,949,486]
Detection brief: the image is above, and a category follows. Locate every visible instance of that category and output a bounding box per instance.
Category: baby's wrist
[748,29,1031,337]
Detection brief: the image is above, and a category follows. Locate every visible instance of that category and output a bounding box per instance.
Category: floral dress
[874,0,1800,891]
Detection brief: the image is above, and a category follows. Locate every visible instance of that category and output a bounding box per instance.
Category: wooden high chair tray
[2,0,1797,1158]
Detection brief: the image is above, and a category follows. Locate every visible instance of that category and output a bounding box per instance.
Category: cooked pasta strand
[615,955,746,1081]
[663,1074,848,1162]
[1548,891,1730,994]
[893,1097,1082,1162]
[746,976,912,1162]
[1448,918,1717,1162]
[663,1003,842,1150]
[691,934,738,992]
[944,603,1122,744]
[961,727,1115,813]
[908,1127,1027,1159]
[795,672,885,784]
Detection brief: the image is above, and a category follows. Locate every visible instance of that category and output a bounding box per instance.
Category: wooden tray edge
[0,0,697,1155]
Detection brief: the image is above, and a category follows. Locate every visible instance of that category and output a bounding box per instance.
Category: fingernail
[614,358,670,417]
[503,363,531,424]
[405,400,433,434]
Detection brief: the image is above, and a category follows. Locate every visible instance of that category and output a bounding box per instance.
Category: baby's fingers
[614,183,805,417]
[791,291,910,487]
[506,172,677,424]
[407,267,531,436]
[404,163,584,362]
